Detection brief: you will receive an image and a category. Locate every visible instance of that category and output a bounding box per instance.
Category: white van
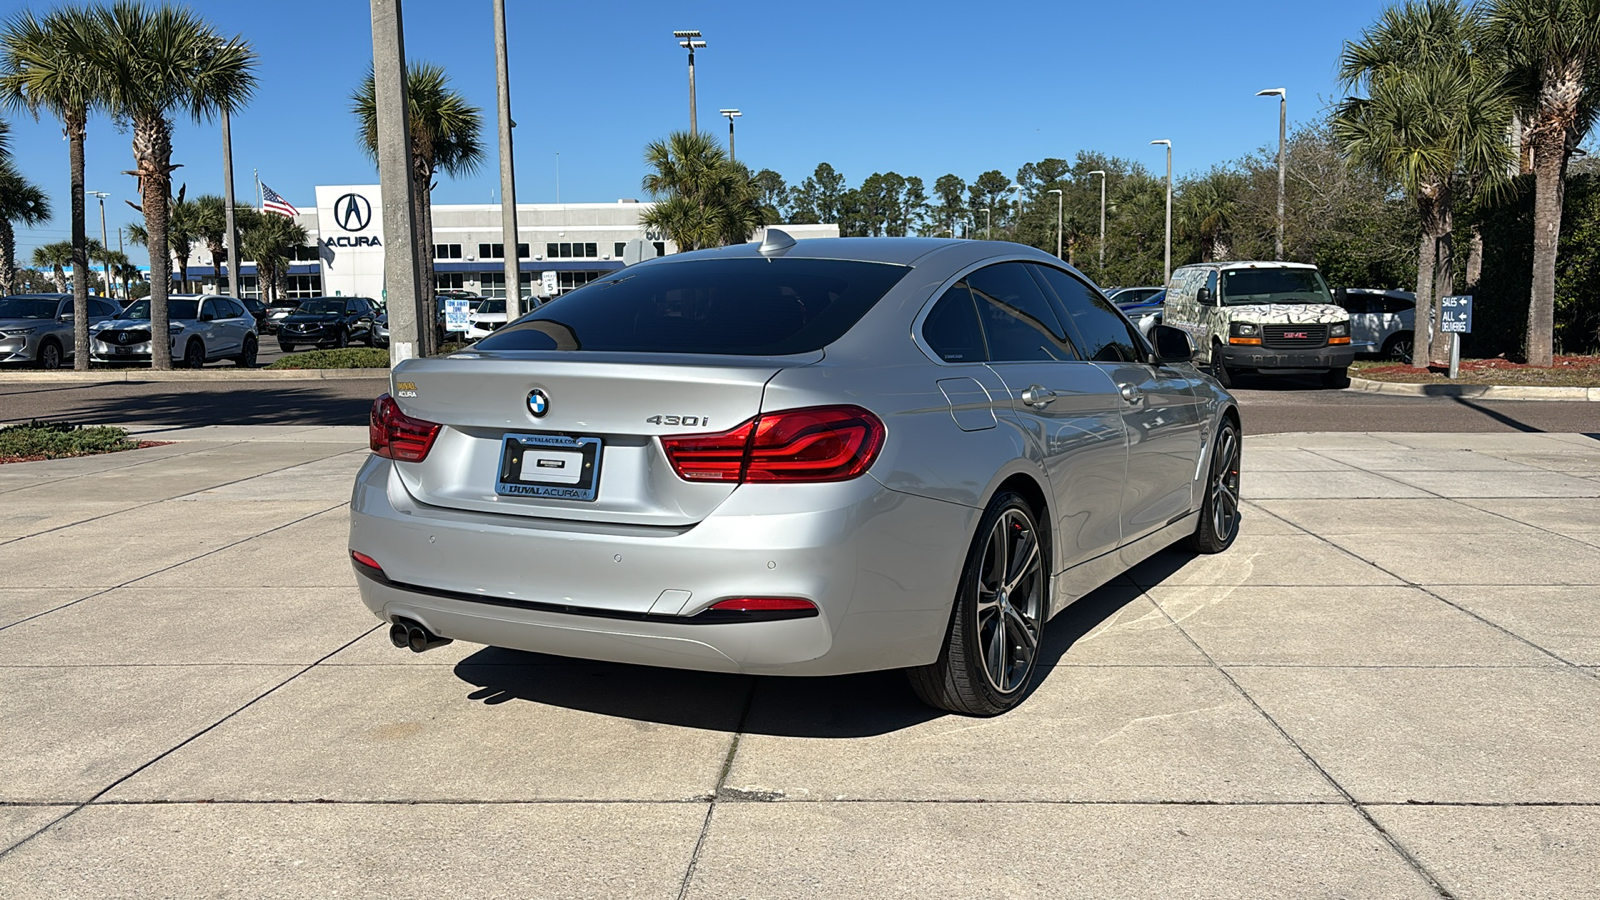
[1162,261,1353,388]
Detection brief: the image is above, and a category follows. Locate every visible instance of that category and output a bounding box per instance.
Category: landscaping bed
[0,422,168,464]
[264,348,391,370]
[1351,355,1600,387]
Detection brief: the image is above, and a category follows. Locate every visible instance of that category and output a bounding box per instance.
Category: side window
[201,298,220,320]
[90,298,118,317]
[1033,265,1143,364]
[921,283,986,363]
[965,263,1076,362]
[1205,271,1218,304]
[227,300,249,319]
[1383,297,1413,315]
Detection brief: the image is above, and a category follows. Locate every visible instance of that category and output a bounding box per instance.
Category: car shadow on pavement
[447,570,1158,738]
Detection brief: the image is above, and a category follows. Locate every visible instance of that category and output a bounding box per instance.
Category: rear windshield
[473,257,910,355]
[1221,268,1332,305]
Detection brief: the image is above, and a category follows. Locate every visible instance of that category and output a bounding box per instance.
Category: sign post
[1440,295,1473,380]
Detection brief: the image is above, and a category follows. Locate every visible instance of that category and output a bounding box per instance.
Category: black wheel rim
[187,344,203,367]
[42,345,60,368]
[974,509,1044,694]
[1389,339,1412,362]
[1211,425,1241,541]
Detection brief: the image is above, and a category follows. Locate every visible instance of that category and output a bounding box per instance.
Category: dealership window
[477,243,528,259]
[614,242,626,258]
[436,272,465,291]
[434,243,462,259]
[479,271,535,299]
[557,271,600,292]
[545,242,600,259]
[238,275,261,300]
[285,274,322,298]
[289,244,319,262]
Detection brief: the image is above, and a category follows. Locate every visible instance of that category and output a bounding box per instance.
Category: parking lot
[0,428,1596,897]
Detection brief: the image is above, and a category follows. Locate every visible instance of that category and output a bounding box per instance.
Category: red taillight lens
[370,393,442,462]
[660,405,885,484]
[350,550,384,573]
[709,597,818,612]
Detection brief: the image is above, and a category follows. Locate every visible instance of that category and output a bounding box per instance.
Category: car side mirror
[1149,324,1193,364]
[1195,287,1211,306]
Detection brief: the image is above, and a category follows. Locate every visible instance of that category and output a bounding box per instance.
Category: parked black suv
[276,296,378,351]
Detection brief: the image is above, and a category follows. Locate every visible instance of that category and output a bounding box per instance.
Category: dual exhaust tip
[389,618,453,653]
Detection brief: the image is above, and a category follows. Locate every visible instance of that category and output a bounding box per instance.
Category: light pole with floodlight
[720,108,741,161]
[1257,87,1286,260]
[674,30,705,132]
[1011,186,1023,238]
[1088,170,1106,276]
[87,191,109,296]
[982,206,992,240]
[1047,188,1063,259]
[1150,140,1172,285]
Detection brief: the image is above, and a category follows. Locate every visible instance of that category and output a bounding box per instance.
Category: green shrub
[0,422,138,460]
[265,348,391,369]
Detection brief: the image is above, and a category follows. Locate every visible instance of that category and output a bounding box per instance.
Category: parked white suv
[1335,288,1416,361]
[1162,261,1354,388]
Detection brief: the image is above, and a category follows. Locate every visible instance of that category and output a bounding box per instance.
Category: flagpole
[254,170,262,210]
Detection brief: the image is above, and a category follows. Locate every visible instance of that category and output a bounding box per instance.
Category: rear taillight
[370,393,442,462]
[661,405,885,484]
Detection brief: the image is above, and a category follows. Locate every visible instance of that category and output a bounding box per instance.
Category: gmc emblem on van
[1283,331,1308,339]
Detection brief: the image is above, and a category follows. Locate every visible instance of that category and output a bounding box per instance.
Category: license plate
[495,433,602,501]
[114,346,130,355]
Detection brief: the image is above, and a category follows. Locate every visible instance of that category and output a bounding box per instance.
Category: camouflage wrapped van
[1162,261,1353,388]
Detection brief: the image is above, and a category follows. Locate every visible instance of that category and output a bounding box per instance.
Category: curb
[0,368,389,383]
[1349,377,1600,402]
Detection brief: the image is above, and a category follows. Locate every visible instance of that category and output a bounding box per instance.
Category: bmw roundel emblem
[527,389,550,418]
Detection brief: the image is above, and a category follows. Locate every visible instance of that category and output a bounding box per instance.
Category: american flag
[261,183,299,218]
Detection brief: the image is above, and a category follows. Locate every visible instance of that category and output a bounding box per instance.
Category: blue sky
[5,0,1400,261]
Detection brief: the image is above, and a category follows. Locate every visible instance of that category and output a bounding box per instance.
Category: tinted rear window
[474,258,910,355]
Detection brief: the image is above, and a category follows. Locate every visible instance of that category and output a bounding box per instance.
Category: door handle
[1119,383,1142,404]
[1020,385,1057,408]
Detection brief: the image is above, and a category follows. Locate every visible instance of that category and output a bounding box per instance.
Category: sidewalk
[1,431,1597,898]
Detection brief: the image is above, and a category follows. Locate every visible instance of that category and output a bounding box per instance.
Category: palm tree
[1177,167,1246,263]
[1,5,105,369]
[640,131,763,251]
[1489,0,1600,365]
[30,240,72,292]
[1335,0,1513,368]
[240,213,307,305]
[353,62,483,356]
[0,157,51,296]
[127,188,202,292]
[92,1,255,369]
[94,246,129,300]
[193,193,259,289]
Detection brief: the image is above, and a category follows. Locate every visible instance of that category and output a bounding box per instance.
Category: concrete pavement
[1,430,1598,898]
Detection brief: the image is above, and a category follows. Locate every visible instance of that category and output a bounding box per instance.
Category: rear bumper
[1217,344,1354,372]
[348,455,978,675]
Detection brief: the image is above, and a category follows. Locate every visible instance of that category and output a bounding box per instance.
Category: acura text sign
[1441,295,1473,333]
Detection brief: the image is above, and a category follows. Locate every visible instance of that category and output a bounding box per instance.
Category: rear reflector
[661,405,885,484]
[709,597,818,612]
[350,550,384,573]
[370,393,442,462]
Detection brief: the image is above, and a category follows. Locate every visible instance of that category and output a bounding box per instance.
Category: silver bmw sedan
[349,235,1240,715]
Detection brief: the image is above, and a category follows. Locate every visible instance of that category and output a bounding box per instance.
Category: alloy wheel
[973,509,1044,694]
[1210,424,1241,542]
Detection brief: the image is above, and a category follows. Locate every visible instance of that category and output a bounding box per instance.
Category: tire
[907,491,1048,717]
[1209,343,1233,388]
[278,342,294,353]
[37,339,63,370]
[332,328,348,349]
[1382,332,1414,363]
[1322,366,1351,389]
[235,335,257,368]
[1189,417,1241,554]
[183,339,206,369]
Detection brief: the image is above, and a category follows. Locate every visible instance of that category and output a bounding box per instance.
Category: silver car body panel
[352,238,1237,676]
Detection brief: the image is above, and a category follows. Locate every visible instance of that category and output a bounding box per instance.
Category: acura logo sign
[334,193,373,232]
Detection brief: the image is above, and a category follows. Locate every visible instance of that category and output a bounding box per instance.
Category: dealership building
[182,184,837,303]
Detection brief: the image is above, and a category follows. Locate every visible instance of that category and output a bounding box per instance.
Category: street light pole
[371,0,426,362]
[983,206,992,240]
[494,0,521,316]
[1150,140,1172,285]
[1257,88,1287,260]
[720,108,741,161]
[1047,188,1063,260]
[88,191,109,296]
[674,30,705,132]
[220,106,240,299]
[1011,187,1023,238]
[1088,170,1106,277]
